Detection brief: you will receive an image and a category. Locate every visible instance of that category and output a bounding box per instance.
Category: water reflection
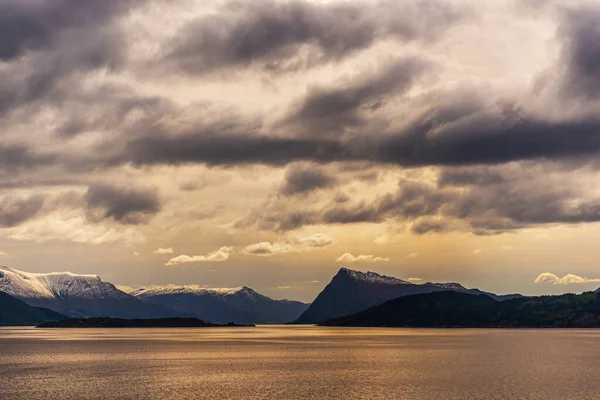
[1,326,599,400]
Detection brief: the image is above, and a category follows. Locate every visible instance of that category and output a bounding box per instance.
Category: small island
[37,317,254,328]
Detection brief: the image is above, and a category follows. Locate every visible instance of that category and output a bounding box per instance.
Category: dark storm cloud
[0,0,156,119]
[160,0,463,74]
[559,5,600,99]
[0,37,125,116]
[244,165,600,234]
[129,105,600,168]
[50,85,174,139]
[2,1,600,178]
[370,96,600,166]
[280,165,337,196]
[85,184,161,224]
[122,132,349,167]
[5,84,600,175]
[282,58,429,137]
[0,145,55,171]
[90,47,600,170]
[0,0,137,61]
[0,195,45,228]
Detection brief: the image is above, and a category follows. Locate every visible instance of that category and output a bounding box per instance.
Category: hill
[132,285,308,324]
[294,268,521,324]
[0,291,66,326]
[322,290,600,328]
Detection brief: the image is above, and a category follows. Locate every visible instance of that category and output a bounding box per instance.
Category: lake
[1,325,599,399]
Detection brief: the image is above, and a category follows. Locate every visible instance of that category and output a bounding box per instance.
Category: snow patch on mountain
[428,282,467,291]
[339,268,411,285]
[131,285,249,298]
[0,265,125,301]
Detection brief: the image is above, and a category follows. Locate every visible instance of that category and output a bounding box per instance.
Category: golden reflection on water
[1,326,600,400]
[0,324,486,341]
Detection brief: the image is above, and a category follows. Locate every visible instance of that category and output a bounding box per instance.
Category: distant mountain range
[131,285,308,324]
[321,290,600,328]
[0,265,534,326]
[293,268,521,324]
[0,266,307,324]
[5,264,600,328]
[0,291,66,326]
[0,266,176,319]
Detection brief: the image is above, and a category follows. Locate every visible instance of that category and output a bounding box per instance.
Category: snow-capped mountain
[131,285,309,324]
[0,266,178,318]
[341,268,410,285]
[294,268,521,324]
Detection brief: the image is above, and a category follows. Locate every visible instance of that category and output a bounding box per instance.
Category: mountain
[131,285,309,324]
[294,268,521,324]
[0,266,178,319]
[322,290,600,328]
[0,291,66,326]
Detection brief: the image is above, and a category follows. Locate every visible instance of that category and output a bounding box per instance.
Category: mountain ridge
[0,265,526,325]
[0,266,179,319]
[294,268,522,324]
[321,290,600,328]
[132,284,309,324]
[0,291,67,326]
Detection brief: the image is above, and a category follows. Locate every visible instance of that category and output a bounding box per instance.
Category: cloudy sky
[1,0,600,301]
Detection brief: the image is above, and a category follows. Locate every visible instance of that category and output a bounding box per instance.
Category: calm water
[1,326,600,400]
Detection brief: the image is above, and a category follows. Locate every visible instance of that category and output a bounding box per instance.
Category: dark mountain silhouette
[132,285,308,324]
[0,291,66,326]
[294,268,521,324]
[322,290,600,328]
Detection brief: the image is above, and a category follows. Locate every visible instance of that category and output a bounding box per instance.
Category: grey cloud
[559,5,600,99]
[7,85,600,174]
[160,0,463,75]
[280,164,337,196]
[411,218,455,235]
[51,85,174,139]
[179,182,204,192]
[0,0,136,61]
[246,165,600,234]
[123,132,348,167]
[246,210,318,232]
[0,145,55,171]
[3,2,600,177]
[0,178,85,190]
[0,195,45,228]
[0,0,151,119]
[282,58,429,138]
[333,192,350,204]
[85,183,161,224]
[316,180,455,228]
[0,34,128,116]
[438,166,508,187]
[372,99,600,167]
[115,83,600,171]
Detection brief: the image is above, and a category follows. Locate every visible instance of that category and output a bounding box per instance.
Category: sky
[1,0,600,302]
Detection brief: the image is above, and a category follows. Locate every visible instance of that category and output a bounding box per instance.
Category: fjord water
[1,326,599,400]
